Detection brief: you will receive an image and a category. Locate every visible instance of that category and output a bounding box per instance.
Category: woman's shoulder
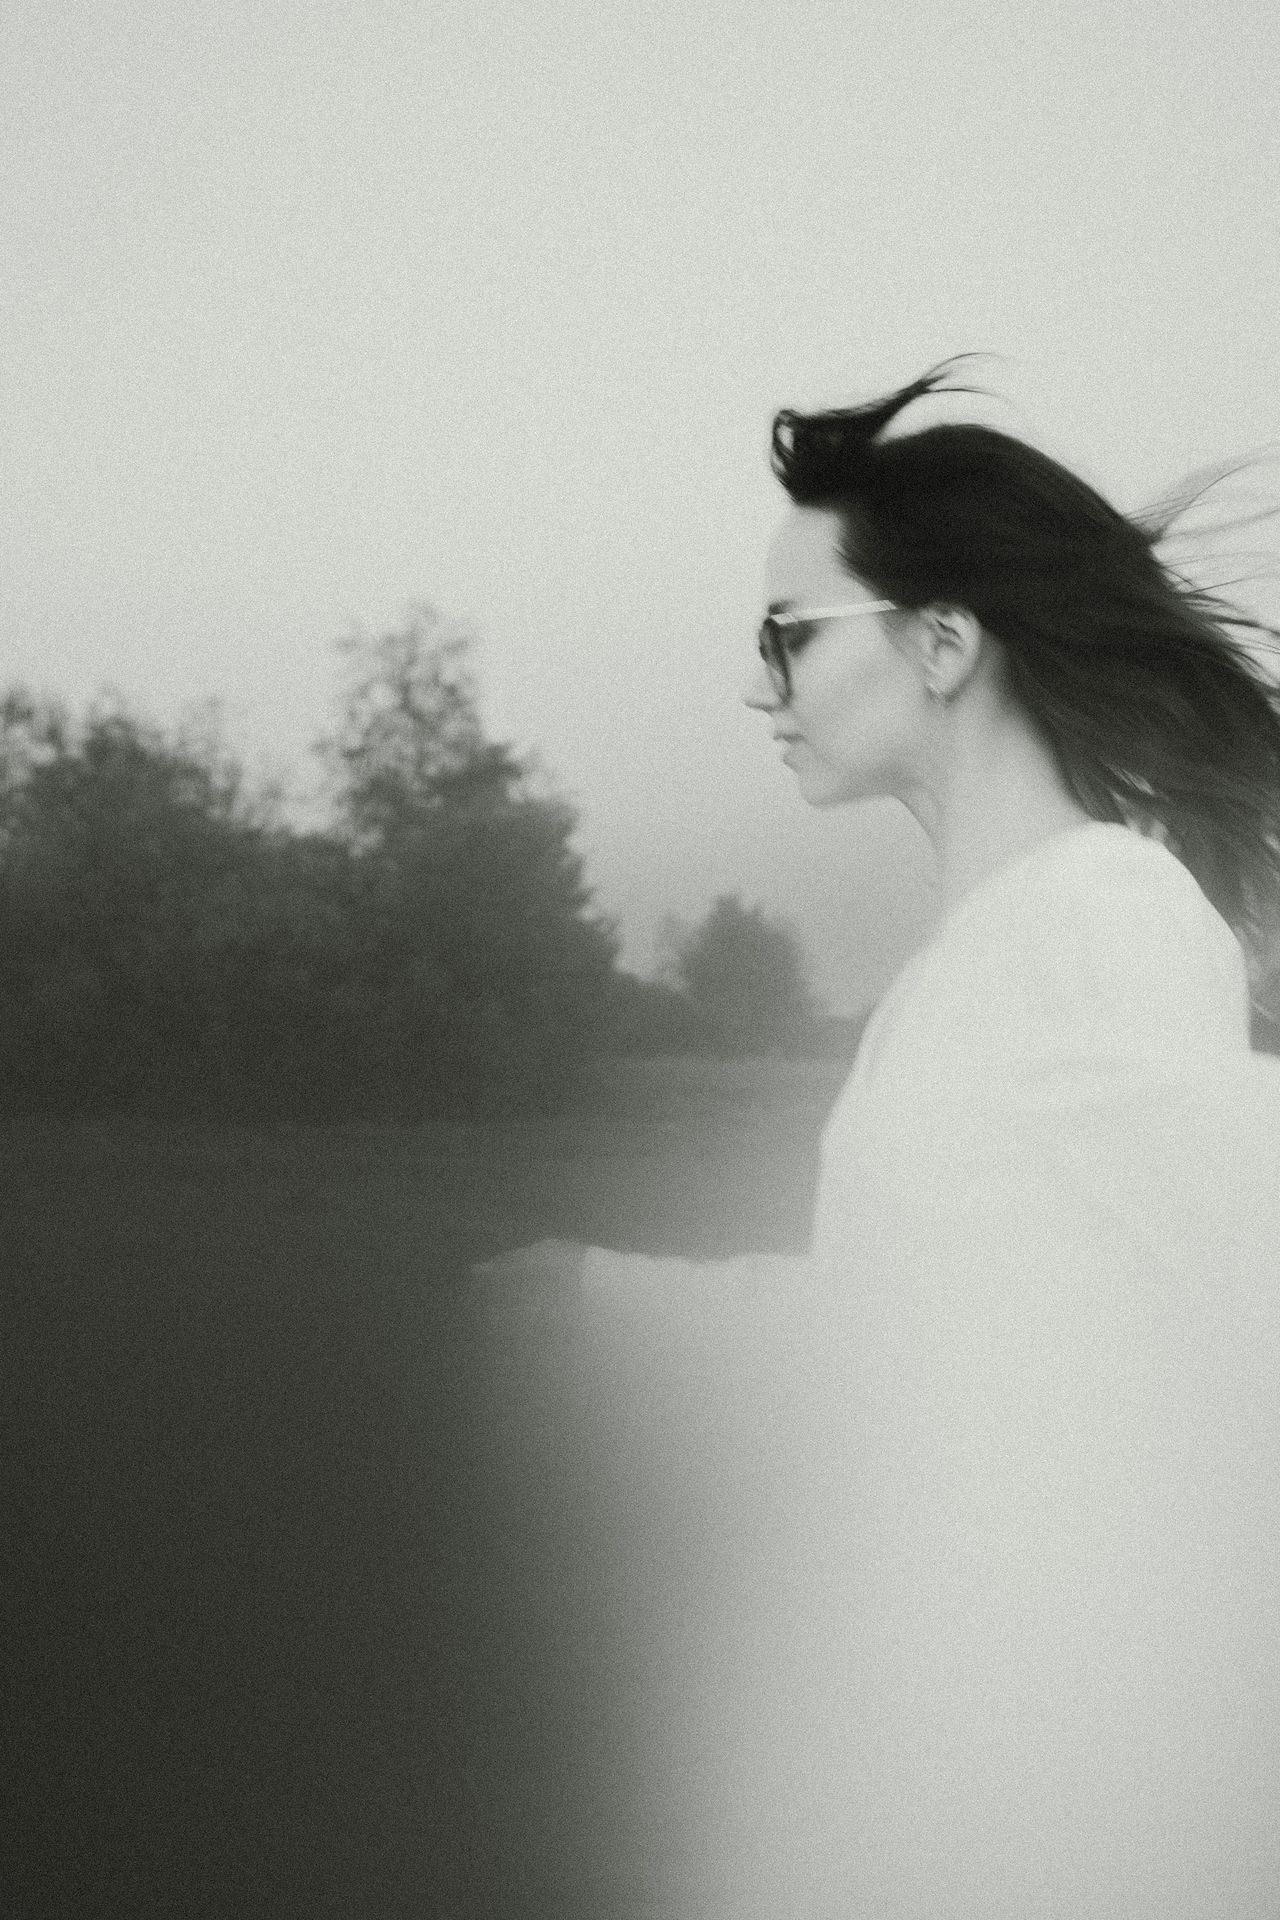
[930,823,1241,986]
[1028,819,1224,916]
[1011,823,1246,1026]
[950,821,1227,942]
[851,824,1250,1097]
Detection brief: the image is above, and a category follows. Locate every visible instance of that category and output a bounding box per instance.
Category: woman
[476,364,1280,1917]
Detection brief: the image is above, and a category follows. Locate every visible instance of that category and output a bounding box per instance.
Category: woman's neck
[909,697,1094,918]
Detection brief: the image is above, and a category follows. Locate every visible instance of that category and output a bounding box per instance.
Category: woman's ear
[919,604,985,701]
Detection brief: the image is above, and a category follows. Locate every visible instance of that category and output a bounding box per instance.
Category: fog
[4,0,1278,1008]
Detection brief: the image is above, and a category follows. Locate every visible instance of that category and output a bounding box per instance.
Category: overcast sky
[4,0,1278,1011]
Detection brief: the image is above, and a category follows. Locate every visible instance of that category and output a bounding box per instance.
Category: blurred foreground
[8,1056,842,1919]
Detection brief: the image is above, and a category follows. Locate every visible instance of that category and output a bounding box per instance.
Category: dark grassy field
[7,1056,844,1919]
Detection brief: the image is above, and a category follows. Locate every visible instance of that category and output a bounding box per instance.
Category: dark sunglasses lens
[758,619,789,693]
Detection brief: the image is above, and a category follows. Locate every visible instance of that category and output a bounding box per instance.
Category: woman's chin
[791,764,861,809]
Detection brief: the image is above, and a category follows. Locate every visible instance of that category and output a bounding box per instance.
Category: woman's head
[751,506,942,810]
[754,360,1280,951]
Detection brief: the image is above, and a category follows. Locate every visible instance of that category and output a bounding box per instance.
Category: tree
[600,969,711,1056]
[0,695,278,1110]
[324,609,497,849]
[672,893,818,1057]
[321,606,618,1106]
[0,605,618,1117]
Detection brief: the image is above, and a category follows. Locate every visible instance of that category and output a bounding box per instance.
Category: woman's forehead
[764,505,856,602]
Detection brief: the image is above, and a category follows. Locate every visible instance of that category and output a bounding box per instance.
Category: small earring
[926,682,943,703]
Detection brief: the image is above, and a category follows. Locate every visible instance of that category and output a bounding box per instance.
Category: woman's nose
[743,652,782,711]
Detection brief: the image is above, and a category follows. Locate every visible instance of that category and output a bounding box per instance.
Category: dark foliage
[601,969,714,1056]
[0,613,617,1117]
[667,893,821,1058]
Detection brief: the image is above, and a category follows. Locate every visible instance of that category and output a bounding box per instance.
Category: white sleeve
[471,1241,812,1337]
[579,1243,809,1312]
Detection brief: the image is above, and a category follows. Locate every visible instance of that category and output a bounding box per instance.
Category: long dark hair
[770,360,1280,960]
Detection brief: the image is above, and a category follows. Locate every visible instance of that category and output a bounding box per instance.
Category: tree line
[0,610,835,1119]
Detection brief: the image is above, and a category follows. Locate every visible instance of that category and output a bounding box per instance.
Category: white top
[831,818,1249,1100]
[491,824,1280,1918]
[812,820,1269,1273]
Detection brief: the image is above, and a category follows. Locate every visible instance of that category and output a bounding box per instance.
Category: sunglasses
[757,600,897,698]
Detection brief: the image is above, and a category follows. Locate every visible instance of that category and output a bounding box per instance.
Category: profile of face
[745,505,935,809]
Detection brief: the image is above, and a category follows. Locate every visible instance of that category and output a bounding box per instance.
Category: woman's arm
[470,1237,810,1328]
